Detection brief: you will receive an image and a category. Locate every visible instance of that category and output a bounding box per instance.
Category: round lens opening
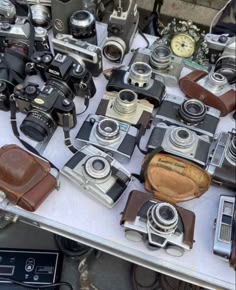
[159,206,175,221]
[186,102,202,115]
[100,119,118,134]
[103,45,122,61]
[213,73,224,81]
[177,129,190,139]
[133,63,150,75]
[154,46,170,58]
[119,90,135,102]
[73,11,89,21]
[92,160,105,171]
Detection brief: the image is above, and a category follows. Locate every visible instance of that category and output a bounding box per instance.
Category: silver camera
[154,94,221,139]
[214,195,235,265]
[207,130,236,190]
[122,193,195,255]
[130,45,183,87]
[52,33,102,77]
[75,114,138,163]
[205,33,232,64]
[147,123,211,167]
[0,0,16,23]
[96,89,154,132]
[61,145,131,208]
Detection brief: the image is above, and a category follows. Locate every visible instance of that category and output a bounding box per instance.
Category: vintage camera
[147,123,211,167]
[154,94,221,139]
[214,37,236,85]
[121,190,195,255]
[96,89,154,132]
[52,33,102,77]
[61,144,131,208]
[205,33,232,64]
[69,10,97,45]
[106,62,165,107]
[0,17,49,52]
[214,195,236,269]
[0,0,16,23]
[130,45,183,87]
[179,70,236,117]
[75,114,138,163]
[102,0,139,63]
[207,130,236,190]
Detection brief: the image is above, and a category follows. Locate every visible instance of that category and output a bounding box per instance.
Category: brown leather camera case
[141,153,211,204]
[179,70,236,116]
[0,145,57,211]
[121,190,195,248]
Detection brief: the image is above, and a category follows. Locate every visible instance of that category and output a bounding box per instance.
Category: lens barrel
[96,118,120,145]
[128,62,152,88]
[150,46,172,71]
[114,89,138,115]
[179,99,207,125]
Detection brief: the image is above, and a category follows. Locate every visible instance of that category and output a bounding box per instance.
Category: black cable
[0,277,73,290]
[138,26,150,48]
[76,96,90,116]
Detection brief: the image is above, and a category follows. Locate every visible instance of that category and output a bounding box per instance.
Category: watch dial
[171,33,195,58]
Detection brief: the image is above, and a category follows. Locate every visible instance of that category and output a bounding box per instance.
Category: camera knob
[42,54,53,64]
[1,23,11,31]
[219,35,228,44]
[25,85,37,96]
[62,99,71,107]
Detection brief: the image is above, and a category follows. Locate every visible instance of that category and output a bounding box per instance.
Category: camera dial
[114,89,138,115]
[128,62,152,88]
[147,203,178,234]
[84,156,111,180]
[179,99,207,125]
[150,46,172,71]
[170,127,195,149]
[96,118,120,145]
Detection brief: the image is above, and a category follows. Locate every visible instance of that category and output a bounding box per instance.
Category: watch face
[171,33,196,58]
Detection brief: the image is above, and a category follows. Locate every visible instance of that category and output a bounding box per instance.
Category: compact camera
[207,130,236,190]
[0,17,49,52]
[147,123,211,167]
[0,0,16,23]
[214,195,236,269]
[154,94,221,139]
[179,70,236,116]
[130,45,183,87]
[61,144,131,208]
[205,33,232,64]
[102,0,139,63]
[75,114,138,163]
[52,33,102,77]
[96,89,154,132]
[121,190,195,255]
[106,62,165,107]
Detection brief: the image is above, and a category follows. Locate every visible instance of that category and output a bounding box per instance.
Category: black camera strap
[9,95,59,171]
[136,124,148,155]
[63,114,78,154]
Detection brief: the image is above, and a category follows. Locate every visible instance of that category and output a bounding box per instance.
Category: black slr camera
[106,62,165,107]
[103,0,139,63]
[207,130,236,190]
[13,54,96,142]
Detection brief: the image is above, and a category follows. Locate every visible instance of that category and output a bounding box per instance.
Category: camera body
[214,195,236,269]
[147,123,211,167]
[179,70,236,117]
[103,0,139,63]
[75,114,138,163]
[130,46,183,87]
[61,144,131,208]
[207,131,236,190]
[0,0,16,23]
[0,17,49,52]
[121,190,195,254]
[52,33,103,77]
[154,94,220,139]
[14,81,77,142]
[96,89,154,132]
[106,62,165,107]
[205,33,232,64]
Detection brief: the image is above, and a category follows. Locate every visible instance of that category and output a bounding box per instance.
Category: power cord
[209,0,232,33]
[0,277,73,290]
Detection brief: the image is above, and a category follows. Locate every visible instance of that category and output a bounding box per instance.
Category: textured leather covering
[121,190,195,248]
[0,144,57,211]
[179,70,236,116]
[142,153,211,203]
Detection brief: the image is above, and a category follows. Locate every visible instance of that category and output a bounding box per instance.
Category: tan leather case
[0,145,57,211]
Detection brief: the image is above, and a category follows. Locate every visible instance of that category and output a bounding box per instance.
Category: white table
[0,25,235,290]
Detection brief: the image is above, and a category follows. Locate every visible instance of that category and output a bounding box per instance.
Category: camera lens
[207,72,227,93]
[114,89,138,115]
[150,46,172,71]
[84,156,111,180]
[31,4,51,27]
[226,136,236,165]
[70,10,97,45]
[147,203,178,234]
[103,38,126,62]
[96,118,120,145]
[170,127,195,149]
[179,99,207,125]
[215,56,236,85]
[128,62,152,88]
[20,110,56,142]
